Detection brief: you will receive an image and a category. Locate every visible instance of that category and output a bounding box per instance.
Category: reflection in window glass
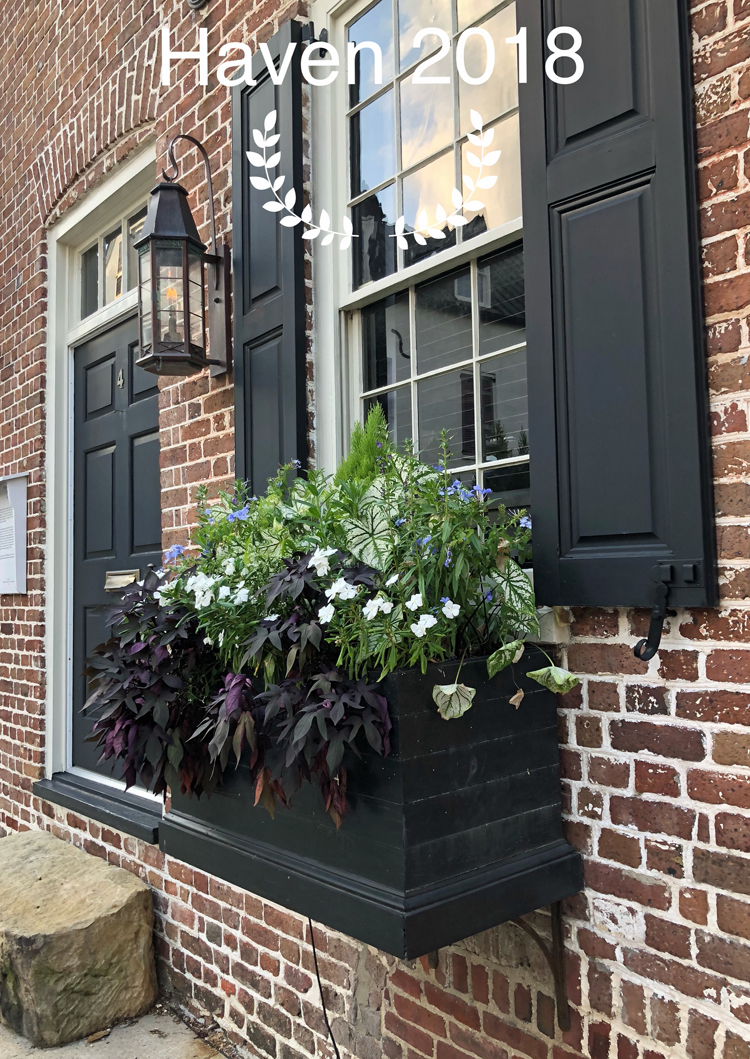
[478,242,526,355]
[351,90,396,197]
[418,368,475,466]
[399,0,451,70]
[353,184,398,288]
[402,151,457,266]
[103,226,123,305]
[127,208,147,292]
[81,245,99,319]
[349,0,394,106]
[400,56,453,170]
[480,349,528,461]
[155,241,184,345]
[457,0,497,30]
[461,113,521,238]
[484,461,530,508]
[363,291,411,391]
[458,5,518,135]
[365,387,412,447]
[416,266,472,373]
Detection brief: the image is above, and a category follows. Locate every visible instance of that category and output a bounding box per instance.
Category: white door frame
[44,144,158,786]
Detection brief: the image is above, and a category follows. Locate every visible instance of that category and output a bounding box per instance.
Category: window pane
[402,151,457,267]
[480,349,528,461]
[458,5,518,134]
[349,0,394,106]
[363,291,411,391]
[351,90,396,197]
[399,0,451,71]
[103,226,123,305]
[457,0,497,31]
[484,461,530,508]
[478,243,525,354]
[155,241,184,345]
[127,208,147,291]
[365,387,412,447]
[415,266,472,373]
[461,112,521,238]
[400,56,453,170]
[81,245,99,319]
[353,184,398,288]
[418,368,475,465]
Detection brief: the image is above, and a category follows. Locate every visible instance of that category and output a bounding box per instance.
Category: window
[361,242,529,506]
[344,0,526,504]
[347,0,521,286]
[79,205,147,319]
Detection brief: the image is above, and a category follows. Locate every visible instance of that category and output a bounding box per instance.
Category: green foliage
[335,403,391,484]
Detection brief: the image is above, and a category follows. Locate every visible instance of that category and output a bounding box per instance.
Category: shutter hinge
[633,567,677,662]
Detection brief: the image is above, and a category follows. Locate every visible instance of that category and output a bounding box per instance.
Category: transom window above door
[80,205,148,320]
[347,0,521,287]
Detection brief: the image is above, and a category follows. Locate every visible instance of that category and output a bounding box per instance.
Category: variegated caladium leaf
[486,640,525,679]
[432,682,476,720]
[527,665,579,695]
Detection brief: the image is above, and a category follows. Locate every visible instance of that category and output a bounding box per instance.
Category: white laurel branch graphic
[247,110,355,250]
[393,110,500,248]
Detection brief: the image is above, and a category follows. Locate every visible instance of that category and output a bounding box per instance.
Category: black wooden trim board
[33,772,161,845]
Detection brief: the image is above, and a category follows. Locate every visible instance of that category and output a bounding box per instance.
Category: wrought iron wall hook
[633,582,676,662]
[510,902,570,1031]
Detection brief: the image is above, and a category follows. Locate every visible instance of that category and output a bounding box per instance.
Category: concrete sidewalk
[0,1008,222,1059]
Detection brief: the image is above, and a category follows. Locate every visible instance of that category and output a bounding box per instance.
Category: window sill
[33,772,162,845]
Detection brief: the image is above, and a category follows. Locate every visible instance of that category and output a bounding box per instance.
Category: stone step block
[0,830,158,1046]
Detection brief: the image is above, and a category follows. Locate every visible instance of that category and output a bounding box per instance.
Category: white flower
[218,585,231,599]
[406,592,423,611]
[379,599,394,615]
[218,630,225,647]
[308,546,337,577]
[386,574,399,586]
[318,604,335,624]
[223,559,235,576]
[327,577,358,601]
[411,622,427,638]
[153,591,163,603]
[363,598,381,621]
[185,572,216,608]
[234,587,250,604]
[442,599,461,619]
[266,613,279,622]
[420,613,438,630]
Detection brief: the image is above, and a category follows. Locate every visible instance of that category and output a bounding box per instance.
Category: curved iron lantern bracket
[163,133,231,377]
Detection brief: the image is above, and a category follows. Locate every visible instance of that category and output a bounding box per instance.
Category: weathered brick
[589,756,630,788]
[584,861,671,910]
[645,838,684,879]
[687,1010,719,1059]
[610,719,705,761]
[717,812,750,851]
[694,847,750,896]
[645,915,692,959]
[598,828,641,868]
[688,769,750,808]
[680,889,709,926]
[635,760,680,797]
[610,796,695,839]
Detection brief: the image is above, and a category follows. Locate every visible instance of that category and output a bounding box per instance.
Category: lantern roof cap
[133,180,205,251]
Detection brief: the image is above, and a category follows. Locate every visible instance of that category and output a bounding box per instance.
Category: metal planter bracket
[511,901,571,1031]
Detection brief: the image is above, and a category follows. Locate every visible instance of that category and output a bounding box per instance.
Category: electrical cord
[308,916,342,1059]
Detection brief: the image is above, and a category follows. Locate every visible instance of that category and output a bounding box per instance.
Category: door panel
[73,316,161,776]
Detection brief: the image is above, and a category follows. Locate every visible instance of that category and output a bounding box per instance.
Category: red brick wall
[2,1,750,1058]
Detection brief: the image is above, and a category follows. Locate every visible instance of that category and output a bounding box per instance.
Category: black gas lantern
[134,135,230,377]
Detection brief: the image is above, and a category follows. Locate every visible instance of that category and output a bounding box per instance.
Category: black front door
[72,316,162,775]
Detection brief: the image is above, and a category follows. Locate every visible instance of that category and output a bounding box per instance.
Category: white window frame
[309,0,524,474]
[45,144,162,805]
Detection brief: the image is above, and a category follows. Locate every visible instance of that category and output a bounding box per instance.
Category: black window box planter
[159,654,582,958]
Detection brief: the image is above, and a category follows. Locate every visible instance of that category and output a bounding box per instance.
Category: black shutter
[232,20,307,492]
[517,0,717,609]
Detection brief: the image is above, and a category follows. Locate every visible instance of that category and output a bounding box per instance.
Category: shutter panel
[232,20,307,492]
[517,0,717,609]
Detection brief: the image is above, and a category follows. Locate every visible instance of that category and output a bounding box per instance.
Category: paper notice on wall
[0,484,16,593]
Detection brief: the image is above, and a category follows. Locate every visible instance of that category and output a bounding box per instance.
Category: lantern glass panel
[155,240,185,345]
[138,246,152,350]
[188,247,204,351]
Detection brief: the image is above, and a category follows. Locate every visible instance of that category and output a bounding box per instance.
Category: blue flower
[164,544,184,564]
[416,535,432,548]
[227,506,250,523]
[520,515,532,529]
[394,517,406,527]
[440,596,450,603]
[444,548,452,568]
[484,591,493,603]
[292,459,302,468]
